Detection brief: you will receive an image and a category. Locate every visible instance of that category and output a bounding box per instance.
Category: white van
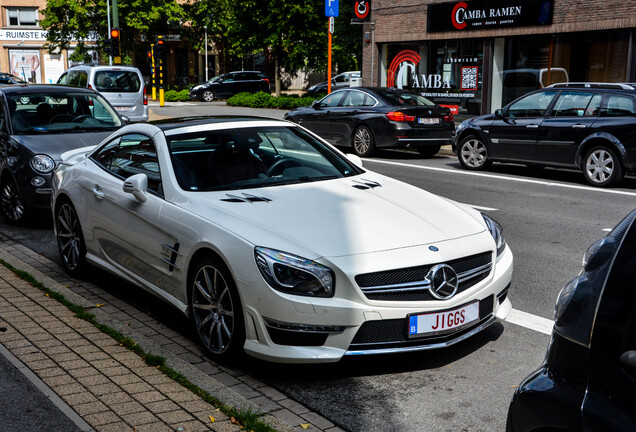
[57,65,148,122]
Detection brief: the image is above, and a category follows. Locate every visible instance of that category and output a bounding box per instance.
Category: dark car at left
[0,84,124,223]
[284,87,455,157]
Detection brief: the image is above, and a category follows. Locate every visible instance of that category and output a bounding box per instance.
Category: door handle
[92,185,104,200]
[526,124,539,128]
[571,124,587,128]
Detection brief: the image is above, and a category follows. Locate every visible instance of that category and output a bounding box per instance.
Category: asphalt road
[3,102,636,431]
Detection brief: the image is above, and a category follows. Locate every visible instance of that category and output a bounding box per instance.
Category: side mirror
[120,115,131,125]
[620,350,636,368]
[495,109,504,119]
[312,100,322,109]
[123,173,148,203]
[346,154,363,167]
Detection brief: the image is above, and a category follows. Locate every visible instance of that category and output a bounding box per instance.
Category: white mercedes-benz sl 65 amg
[51,116,513,363]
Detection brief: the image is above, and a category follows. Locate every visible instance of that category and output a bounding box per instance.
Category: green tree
[41,0,185,64]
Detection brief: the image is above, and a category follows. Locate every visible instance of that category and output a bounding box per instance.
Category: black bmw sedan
[0,84,125,224]
[507,209,636,432]
[284,87,455,157]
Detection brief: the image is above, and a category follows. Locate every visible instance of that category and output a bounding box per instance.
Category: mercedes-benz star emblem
[426,264,459,299]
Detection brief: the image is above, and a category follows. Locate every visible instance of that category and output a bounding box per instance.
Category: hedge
[227,92,318,109]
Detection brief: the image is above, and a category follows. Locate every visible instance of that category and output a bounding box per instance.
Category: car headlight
[482,214,506,257]
[191,85,202,91]
[30,154,55,174]
[255,247,335,298]
[456,121,467,133]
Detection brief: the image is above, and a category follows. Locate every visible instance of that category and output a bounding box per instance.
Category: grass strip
[0,258,277,432]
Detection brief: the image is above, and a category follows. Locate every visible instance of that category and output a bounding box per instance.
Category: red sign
[440,104,459,115]
[352,0,371,22]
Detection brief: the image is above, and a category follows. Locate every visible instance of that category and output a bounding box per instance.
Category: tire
[189,255,245,361]
[55,201,87,276]
[458,135,492,171]
[201,90,215,102]
[583,145,623,187]
[352,125,376,157]
[417,145,441,158]
[0,177,26,224]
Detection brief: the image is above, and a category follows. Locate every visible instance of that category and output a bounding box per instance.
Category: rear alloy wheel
[0,177,26,224]
[417,145,441,158]
[583,146,623,187]
[353,125,376,157]
[55,202,87,276]
[190,256,245,361]
[201,90,215,102]
[458,135,492,170]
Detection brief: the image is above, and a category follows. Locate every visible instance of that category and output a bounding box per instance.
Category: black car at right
[454,83,636,187]
[507,208,636,431]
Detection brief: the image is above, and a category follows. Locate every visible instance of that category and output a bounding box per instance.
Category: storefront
[365,0,635,119]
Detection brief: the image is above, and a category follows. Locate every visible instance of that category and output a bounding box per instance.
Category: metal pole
[204,26,208,81]
[107,0,112,65]
[328,18,333,93]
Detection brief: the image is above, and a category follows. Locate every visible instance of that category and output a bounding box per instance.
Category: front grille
[356,252,492,301]
[349,295,495,351]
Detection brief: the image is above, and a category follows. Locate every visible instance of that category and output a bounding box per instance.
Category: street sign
[325,0,339,17]
[329,16,334,33]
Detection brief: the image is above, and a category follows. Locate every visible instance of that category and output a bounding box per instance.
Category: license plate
[418,117,440,125]
[115,106,130,111]
[408,301,479,337]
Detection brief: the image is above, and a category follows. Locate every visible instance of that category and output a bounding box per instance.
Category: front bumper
[238,239,513,363]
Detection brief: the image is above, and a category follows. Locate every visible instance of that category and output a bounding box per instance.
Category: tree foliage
[41,0,361,86]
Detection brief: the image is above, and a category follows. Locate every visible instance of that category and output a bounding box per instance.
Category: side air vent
[352,179,382,190]
[221,193,271,203]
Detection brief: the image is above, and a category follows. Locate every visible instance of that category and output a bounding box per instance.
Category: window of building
[6,7,38,26]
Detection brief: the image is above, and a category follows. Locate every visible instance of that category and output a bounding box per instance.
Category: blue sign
[325,0,339,17]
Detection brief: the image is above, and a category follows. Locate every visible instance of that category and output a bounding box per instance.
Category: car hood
[13,131,113,160]
[185,173,487,259]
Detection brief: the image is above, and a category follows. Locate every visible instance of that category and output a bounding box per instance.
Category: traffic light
[146,50,152,65]
[110,27,121,57]
[155,35,165,62]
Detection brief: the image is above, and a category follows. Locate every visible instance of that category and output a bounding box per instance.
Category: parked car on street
[0,84,125,223]
[454,82,636,187]
[307,71,361,96]
[285,87,455,157]
[51,116,513,363]
[507,208,636,432]
[189,71,270,102]
[56,65,148,122]
[0,72,26,85]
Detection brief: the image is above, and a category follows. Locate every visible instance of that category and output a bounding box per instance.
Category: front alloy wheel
[353,125,376,157]
[56,202,87,276]
[1,178,26,224]
[583,146,623,187]
[190,256,244,360]
[458,135,491,170]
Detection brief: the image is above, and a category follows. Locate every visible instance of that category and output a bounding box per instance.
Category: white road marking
[506,308,554,335]
[602,228,612,232]
[366,159,636,197]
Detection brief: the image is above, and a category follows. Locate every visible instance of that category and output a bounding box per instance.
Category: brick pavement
[0,232,345,432]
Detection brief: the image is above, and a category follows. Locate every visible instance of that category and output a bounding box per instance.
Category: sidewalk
[0,233,342,432]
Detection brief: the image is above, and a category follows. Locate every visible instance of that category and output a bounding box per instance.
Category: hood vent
[352,178,382,190]
[221,193,271,203]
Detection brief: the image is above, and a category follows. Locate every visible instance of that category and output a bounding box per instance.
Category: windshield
[167,126,362,191]
[8,92,123,134]
[378,91,435,106]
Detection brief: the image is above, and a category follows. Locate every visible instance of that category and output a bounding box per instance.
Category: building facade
[361,0,636,117]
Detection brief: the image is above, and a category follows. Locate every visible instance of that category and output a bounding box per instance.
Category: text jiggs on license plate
[408,301,479,337]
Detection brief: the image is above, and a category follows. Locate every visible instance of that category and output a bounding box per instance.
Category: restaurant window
[494,30,630,108]
[383,40,483,119]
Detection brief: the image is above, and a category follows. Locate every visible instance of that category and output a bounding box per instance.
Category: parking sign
[325,0,339,17]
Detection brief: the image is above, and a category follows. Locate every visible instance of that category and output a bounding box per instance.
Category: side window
[551,91,596,117]
[507,91,558,118]
[92,134,162,195]
[342,91,366,107]
[77,72,88,88]
[603,95,635,117]
[362,94,376,106]
[57,72,68,85]
[67,71,80,86]
[319,91,345,108]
